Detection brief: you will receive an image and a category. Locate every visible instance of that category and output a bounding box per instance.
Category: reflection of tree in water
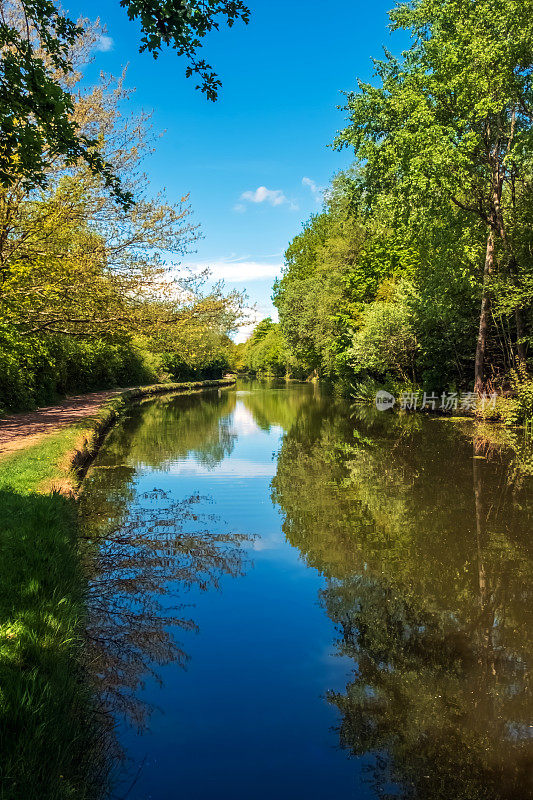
[323,573,533,800]
[98,390,239,474]
[79,391,251,745]
[237,380,318,432]
[272,403,533,799]
[82,490,248,732]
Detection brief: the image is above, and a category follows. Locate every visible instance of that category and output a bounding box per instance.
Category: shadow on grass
[0,488,109,800]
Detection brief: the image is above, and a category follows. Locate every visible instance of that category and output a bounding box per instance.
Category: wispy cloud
[187,257,283,283]
[95,35,114,53]
[302,176,323,204]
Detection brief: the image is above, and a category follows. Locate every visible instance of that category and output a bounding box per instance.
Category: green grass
[0,427,88,493]
[0,431,108,800]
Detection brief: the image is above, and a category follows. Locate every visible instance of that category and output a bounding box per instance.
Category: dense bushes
[0,325,237,413]
[161,351,229,382]
[349,285,419,383]
[0,327,159,412]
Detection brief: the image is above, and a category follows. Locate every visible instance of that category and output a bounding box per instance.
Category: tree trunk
[508,256,527,366]
[474,231,495,393]
[515,306,527,365]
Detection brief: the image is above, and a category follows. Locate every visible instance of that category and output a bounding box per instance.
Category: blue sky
[69,0,401,337]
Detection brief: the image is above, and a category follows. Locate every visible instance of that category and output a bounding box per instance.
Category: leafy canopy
[0,0,249,201]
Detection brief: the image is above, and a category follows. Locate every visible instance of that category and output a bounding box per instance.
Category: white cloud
[95,35,114,53]
[302,176,323,204]
[240,186,288,207]
[233,321,258,343]
[188,258,283,283]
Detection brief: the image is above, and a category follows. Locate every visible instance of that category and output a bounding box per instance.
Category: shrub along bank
[0,327,234,415]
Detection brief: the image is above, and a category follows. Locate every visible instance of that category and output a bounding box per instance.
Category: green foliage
[0,1,131,205]
[0,36,244,413]
[349,283,418,381]
[241,318,291,377]
[334,0,533,390]
[161,351,229,382]
[335,0,533,227]
[278,0,533,396]
[0,327,159,412]
[121,0,250,100]
[274,203,384,378]
[0,0,249,198]
[276,175,482,388]
[477,365,533,424]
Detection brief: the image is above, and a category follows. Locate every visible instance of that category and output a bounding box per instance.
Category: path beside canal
[0,390,122,456]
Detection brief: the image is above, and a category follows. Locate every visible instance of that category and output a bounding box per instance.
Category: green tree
[336,0,533,391]
[242,317,290,377]
[349,283,418,382]
[273,184,392,380]
[0,31,244,409]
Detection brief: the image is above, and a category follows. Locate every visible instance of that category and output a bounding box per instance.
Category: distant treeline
[233,318,306,379]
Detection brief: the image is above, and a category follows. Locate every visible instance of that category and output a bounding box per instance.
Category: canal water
[80,381,533,799]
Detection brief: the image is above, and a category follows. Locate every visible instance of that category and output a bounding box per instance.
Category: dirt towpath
[0,390,122,457]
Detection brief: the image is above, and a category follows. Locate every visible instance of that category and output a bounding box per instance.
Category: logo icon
[376,390,396,412]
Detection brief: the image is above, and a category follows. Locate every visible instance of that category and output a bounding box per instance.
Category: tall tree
[0,27,245,409]
[335,0,533,391]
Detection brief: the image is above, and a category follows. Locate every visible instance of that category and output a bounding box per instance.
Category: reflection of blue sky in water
[99,387,374,800]
[168,457,277,478]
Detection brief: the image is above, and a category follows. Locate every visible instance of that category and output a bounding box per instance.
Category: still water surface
[81,381,533,799]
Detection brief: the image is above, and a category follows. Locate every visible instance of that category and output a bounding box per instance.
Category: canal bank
[0,378,235,800]
[2,378,532,800]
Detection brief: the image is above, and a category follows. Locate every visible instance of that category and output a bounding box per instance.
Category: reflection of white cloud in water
[169,458,276,478]
[251,534,283,552]
[231,402,260,436]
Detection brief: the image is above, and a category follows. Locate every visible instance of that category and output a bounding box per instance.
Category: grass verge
[0,379,235,800]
